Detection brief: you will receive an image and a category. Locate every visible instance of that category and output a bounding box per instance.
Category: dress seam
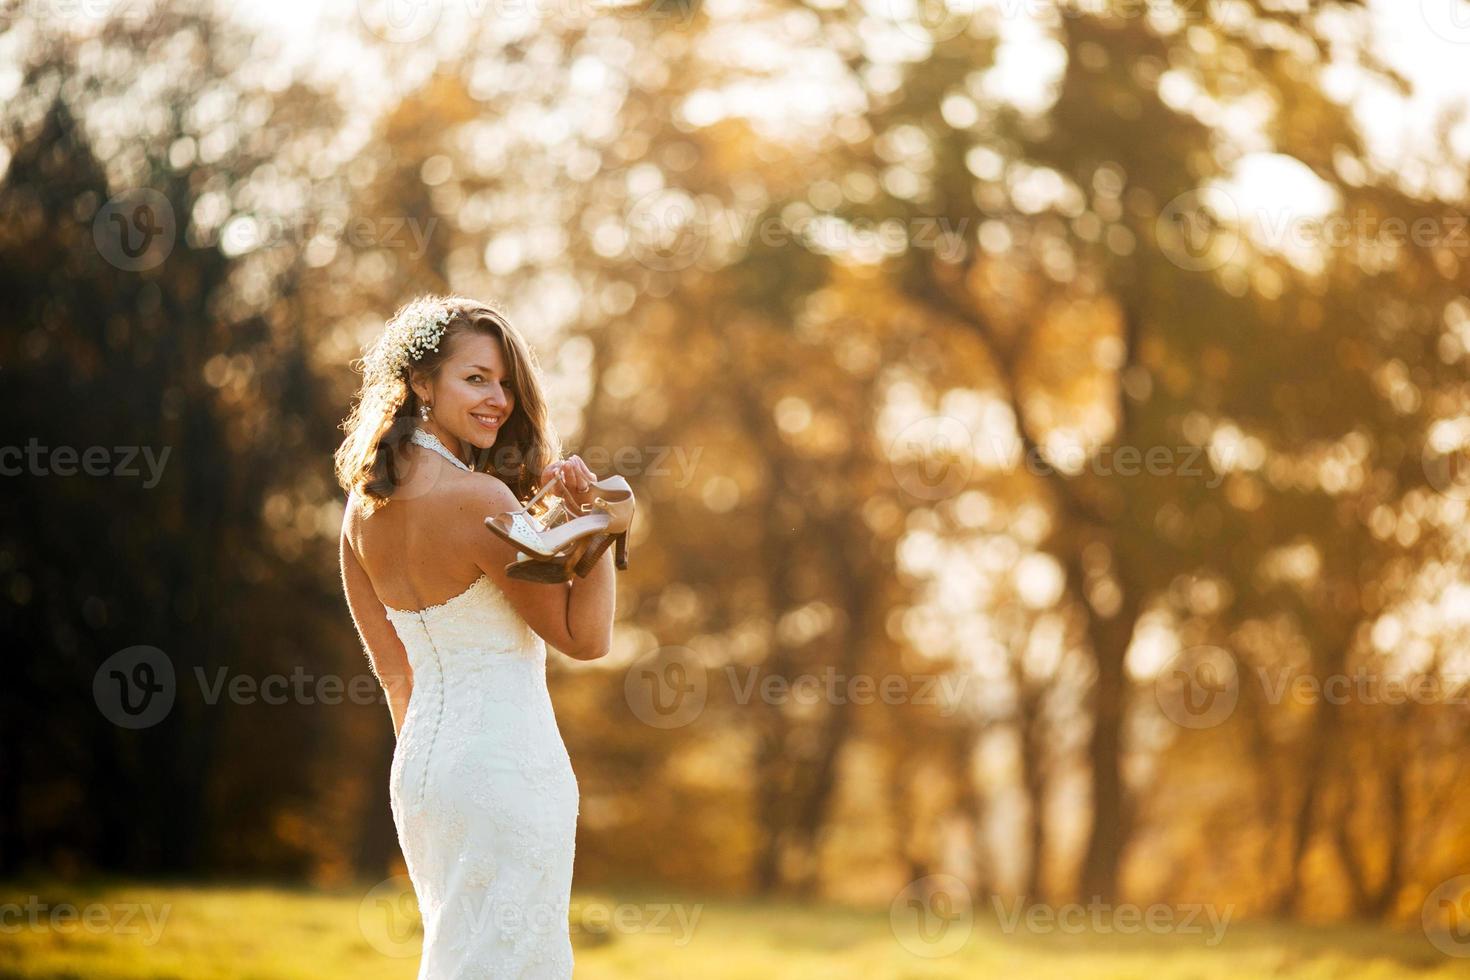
[415,613,447,807]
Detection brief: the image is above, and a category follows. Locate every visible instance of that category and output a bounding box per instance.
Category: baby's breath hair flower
[362,297,454,382]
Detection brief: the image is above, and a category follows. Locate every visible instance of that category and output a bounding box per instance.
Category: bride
[333,295,622,978]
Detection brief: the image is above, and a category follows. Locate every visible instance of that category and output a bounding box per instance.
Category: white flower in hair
[364,298,454,380]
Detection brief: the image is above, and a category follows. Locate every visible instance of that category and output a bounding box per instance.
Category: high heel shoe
[503,532,608,583]
[504,524,632,583]
[488,475,634,568]
[492,473,581,583]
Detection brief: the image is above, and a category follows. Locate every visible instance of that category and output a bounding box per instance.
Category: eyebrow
[468,365,507,374]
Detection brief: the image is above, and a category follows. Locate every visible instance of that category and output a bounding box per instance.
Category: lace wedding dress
[383,427,579,978]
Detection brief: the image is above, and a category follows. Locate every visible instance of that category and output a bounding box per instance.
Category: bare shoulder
[443,470,520,523]
[440,471,526,569]
[341,490,364,543]
[341,490,392,558]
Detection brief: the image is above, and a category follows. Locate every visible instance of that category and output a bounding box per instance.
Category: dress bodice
[383,574,562,773]
[384,573,544,669]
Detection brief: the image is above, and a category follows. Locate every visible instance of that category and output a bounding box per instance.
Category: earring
[420,403,432,421]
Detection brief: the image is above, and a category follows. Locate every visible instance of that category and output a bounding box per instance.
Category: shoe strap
[577,496,614,513]
[509,512,545,548]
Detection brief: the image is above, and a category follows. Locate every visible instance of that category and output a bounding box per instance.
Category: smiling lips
[471,411,503,431]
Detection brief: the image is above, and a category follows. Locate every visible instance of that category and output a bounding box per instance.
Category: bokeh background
[4,0,1470,976]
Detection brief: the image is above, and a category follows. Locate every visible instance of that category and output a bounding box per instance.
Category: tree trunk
[1015,681,1048,902]
[1078,617,1131,902]
[786,545,879,896]
[1272,622,1354,917]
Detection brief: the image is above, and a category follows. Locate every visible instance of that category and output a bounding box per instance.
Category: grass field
[1,880,1467,979]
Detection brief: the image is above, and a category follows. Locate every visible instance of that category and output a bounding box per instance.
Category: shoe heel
[506,557,571,583]
[507,537,591,584]
[614,531,629,570]
[573,532,614,577]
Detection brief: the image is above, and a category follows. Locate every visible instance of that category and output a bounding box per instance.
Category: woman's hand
[542,454,597,507]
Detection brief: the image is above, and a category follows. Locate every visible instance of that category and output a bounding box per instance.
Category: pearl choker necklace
[410,427,471,472]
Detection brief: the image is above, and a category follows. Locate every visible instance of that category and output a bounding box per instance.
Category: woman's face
[413,330,516,451]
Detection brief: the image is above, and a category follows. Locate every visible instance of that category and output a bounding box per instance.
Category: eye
[467,374,484,383]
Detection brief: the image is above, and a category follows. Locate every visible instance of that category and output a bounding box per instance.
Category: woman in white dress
[334,295,617,978]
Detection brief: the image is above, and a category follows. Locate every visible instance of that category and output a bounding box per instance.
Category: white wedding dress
[383,428,579,979]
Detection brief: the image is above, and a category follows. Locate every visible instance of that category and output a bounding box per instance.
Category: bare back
[346,453,494,612]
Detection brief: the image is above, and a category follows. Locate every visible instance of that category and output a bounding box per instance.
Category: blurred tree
[814,0,1470,906]
[0,8,350,875]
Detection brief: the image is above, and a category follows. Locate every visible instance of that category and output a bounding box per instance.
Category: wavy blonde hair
[335,295,560,512]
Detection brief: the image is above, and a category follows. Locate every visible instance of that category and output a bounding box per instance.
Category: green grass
[0,881,1467,979]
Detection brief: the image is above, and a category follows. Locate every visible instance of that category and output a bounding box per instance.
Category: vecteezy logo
[1420,0,1470,45]
[889,415,974,501]
[625,189,710,272]
[93,645,176,729]
[1154,645,1239,729]
[1424,875,1470,957]
[1423,435,1470,501]
[881,0,976,44]
[890,873,973,958]
[92,189,176,272]
[357,0,441,44]
[1155,187,1241,273]
[624,645,707,729]
[359,875,422,957]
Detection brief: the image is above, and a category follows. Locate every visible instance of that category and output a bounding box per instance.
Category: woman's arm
[339,513,415,735]
[463,475,615,661]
